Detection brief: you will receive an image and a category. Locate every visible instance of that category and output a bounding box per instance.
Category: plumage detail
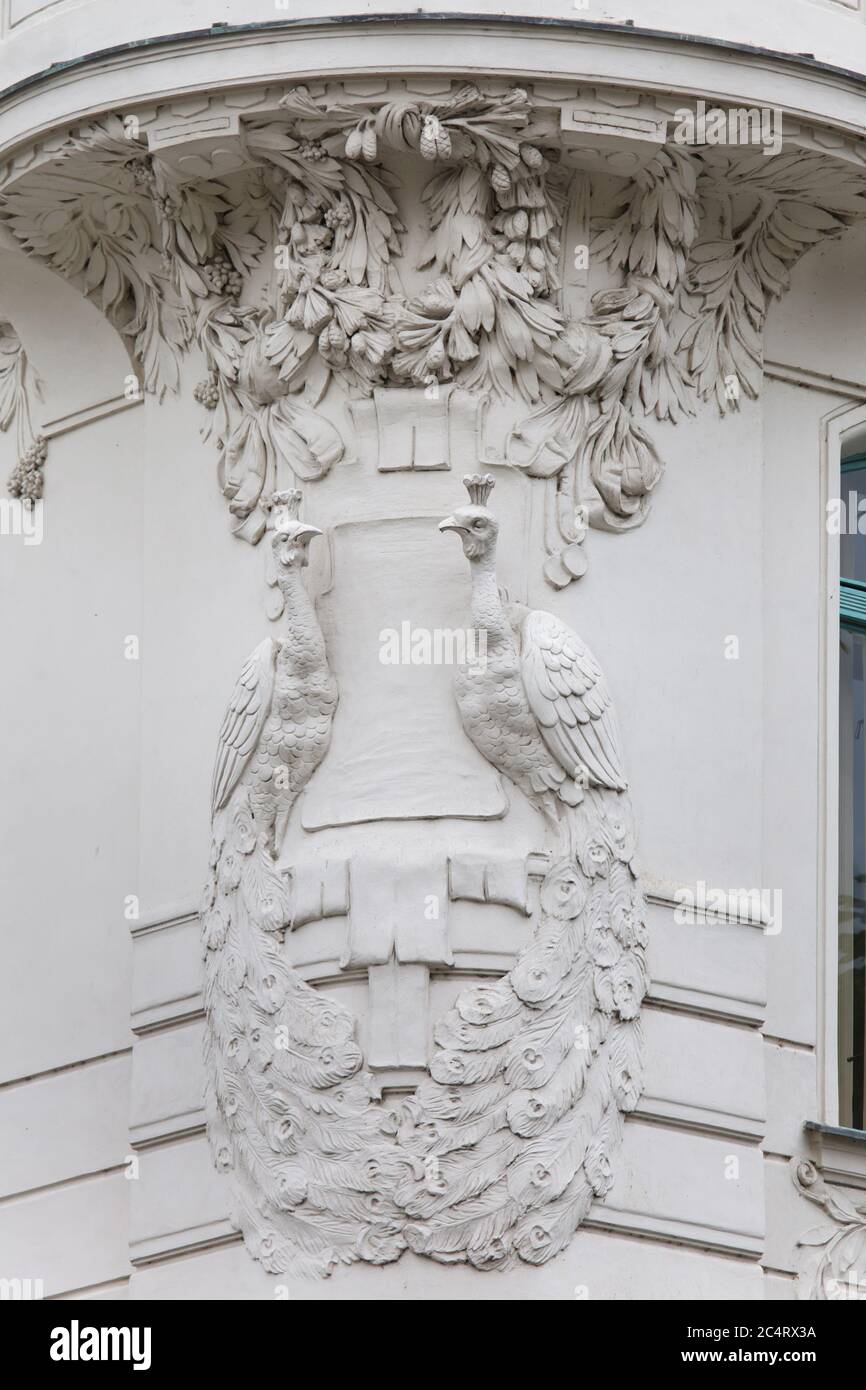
[411,487,647,1267]
[521,609,627,793]
[211,638,276,815]
[395,834,647,1268]
[203,522,404,1277]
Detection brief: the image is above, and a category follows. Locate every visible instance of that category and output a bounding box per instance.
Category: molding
[636,1097,764,1143]
[0,1162,128,1207]
[131,994,202,1037]
[0,1045,132,1092]
[129,1219,239,1269]
[44,1276,131,1301]
[129,900,199,938]
[40,390,142,439]
[132,1093,767,1152]
[764,358,866,401]
[643,876,771,928]
[131,918,765,1032]
[585,1207,764,1260]
[130,1109,206,1151]
[10,13,866,115]
[647,983,764,1029]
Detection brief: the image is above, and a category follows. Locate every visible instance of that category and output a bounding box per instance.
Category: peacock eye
[473,520,484,529]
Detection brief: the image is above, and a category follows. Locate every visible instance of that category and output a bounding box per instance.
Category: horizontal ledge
[40,392,142,439]
[636,1097,764,1143]
[131,1096,763,1155]
[131,979,764,1036]
[643,876,771,928]
[0,1162,128,1207]
[130,900,199,937]
[130,1110,206,1150]
[139,875,775,936]
[805,1120,866,1146]
[648,984,765,1029]
[0,1045,131,1092]
[586,1206,764,1260]
[130,1206,762,1270]
[133,978,764,1035]
[129,1219,239,1268]
[46,1275,131,1301]
[765,359,866,400]
[804,1119,866,1189]
[131,994,203,1036]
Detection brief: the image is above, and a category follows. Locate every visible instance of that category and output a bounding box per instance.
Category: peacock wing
[520,608,628,792]
[211,637,276,816]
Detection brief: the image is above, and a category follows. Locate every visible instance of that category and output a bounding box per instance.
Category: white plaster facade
[2,0,866,1301]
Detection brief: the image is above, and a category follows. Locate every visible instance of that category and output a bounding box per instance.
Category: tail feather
[203,791,406,1275]
[203,779,646,1274]
[395,787,647,1268]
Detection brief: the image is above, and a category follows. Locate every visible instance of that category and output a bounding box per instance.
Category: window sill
[805,1121,866,1189]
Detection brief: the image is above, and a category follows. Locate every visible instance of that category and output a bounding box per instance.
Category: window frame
[822,412,866,1129]
[836,451,866,1128]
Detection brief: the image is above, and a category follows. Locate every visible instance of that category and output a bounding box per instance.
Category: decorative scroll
[792,1158,866,1300]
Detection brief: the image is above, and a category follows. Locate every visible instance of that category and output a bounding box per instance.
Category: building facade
[2,0,866,1301]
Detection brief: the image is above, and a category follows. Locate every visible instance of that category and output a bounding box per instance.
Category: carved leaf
[681,151,866,413]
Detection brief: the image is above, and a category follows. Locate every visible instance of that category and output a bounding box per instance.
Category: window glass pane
[840,464,866,582]
[839,628,866,1129]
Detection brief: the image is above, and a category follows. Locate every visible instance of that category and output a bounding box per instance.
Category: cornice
[6,17,866,164]
[9,13,866,112]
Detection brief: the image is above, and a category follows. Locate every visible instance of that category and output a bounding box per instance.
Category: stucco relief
[791,1158,866,1300]
[4,73,866,1282]
[3,81,866,581]
[0,318,46,501]
[202,474,646,1276]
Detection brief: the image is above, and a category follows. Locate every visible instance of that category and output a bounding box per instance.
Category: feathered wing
[396,641,646,1267]
[520,609,628,793]
[211,638,275,815]
[203,635,407,1276]
[202,790,408,1277]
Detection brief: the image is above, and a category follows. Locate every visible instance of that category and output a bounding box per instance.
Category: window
[839,453,866,1129]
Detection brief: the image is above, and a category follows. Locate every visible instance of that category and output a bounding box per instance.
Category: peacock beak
[439,516,465,533]
[294,524,322,543]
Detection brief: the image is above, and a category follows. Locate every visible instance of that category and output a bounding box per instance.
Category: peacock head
[439,474,498,561]
[267,490,322,570]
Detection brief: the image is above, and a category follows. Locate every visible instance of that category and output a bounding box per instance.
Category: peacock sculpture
[201,491,405,1276]
[201,480,647,1276]
[386,474,648,1269]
